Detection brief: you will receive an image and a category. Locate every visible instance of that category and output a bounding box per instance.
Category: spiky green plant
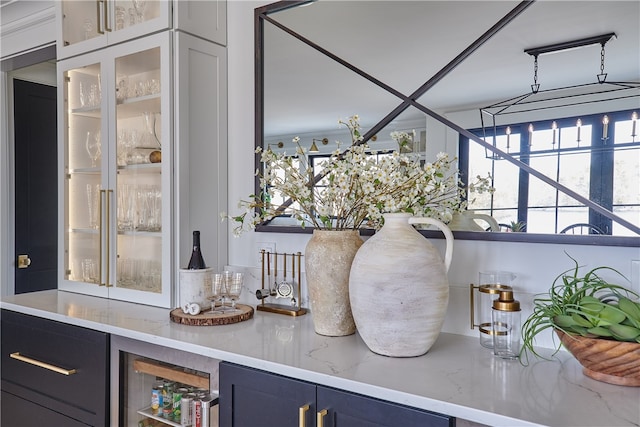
[520,254,640,364]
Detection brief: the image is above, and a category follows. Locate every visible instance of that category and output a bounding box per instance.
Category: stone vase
[349,213,454,357]
[305,229,363,336]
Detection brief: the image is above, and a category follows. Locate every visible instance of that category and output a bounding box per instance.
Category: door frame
[1,45,56,297]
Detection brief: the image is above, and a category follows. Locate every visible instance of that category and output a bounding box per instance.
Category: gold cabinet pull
[105,189,113,287]
[299,404,310,427]
[99,189,105,286]
[10,352,77,376]
[97,0,105,34]
[317,409,328,427]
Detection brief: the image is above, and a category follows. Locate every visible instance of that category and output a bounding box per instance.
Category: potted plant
[521,254,640,386]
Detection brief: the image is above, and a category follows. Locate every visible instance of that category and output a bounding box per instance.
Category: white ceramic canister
[178,267,213,308]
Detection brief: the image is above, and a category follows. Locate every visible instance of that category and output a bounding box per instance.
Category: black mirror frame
[254,0,640,247]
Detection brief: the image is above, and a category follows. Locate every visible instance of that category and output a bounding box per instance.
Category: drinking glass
[209,273,224,313]
[79,82,87,107]
[115,6,126,30]
[227,273,243,313]
[86,183,100,229]
[85,131,101,167]
[82,258,98,283]
[83,19,93,40]
[132,0,147,23]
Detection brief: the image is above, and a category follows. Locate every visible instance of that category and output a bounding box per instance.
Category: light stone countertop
[2,290,639,427]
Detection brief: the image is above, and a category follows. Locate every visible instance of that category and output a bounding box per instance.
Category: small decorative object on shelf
[520,253,640,386]
[256,250,307,317]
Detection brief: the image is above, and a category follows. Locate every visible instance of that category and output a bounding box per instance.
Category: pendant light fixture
[480,32,639,159]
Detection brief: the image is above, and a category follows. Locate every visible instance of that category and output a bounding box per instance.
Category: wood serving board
[170,304,254,326]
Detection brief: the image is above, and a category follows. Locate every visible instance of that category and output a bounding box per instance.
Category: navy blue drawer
[1,310,109,426]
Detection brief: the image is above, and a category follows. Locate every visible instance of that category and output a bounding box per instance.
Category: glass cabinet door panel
[60,1,105,48]
[59,32,171,307]
[58,1,170,60]
[111,42,167,305]
[62,61,107,288]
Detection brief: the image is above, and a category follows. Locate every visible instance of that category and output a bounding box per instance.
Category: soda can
[162,380,174,416]
[200,394,214,427]
[181,393,195,426]
[192,399,202,427]
[151,381,163,414]
[173,387,188,420]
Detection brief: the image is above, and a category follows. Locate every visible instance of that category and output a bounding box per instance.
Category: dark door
[14,79,57,294]
[219,362,316,427]
[317,385,454,427]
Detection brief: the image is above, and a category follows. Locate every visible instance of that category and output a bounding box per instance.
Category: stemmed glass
[209,273,224,313]
[226,273,244,313]
[85,131,101,167]
[132,0,147,23]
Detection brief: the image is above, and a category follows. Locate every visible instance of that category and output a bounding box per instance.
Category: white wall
[227,0,640,350]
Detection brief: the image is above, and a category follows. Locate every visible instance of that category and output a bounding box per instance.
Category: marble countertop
[2,290,639,427]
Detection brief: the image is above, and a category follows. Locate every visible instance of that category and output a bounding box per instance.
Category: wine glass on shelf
[132,0,147,23]
[227,273,244,313]
[85,131,101,167]
[83,19,93,40]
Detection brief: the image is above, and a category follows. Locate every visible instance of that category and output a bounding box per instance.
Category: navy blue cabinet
[1,310,109,427]
[220,362,454,427]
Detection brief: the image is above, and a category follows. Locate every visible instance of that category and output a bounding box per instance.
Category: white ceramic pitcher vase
[349,213,453,357]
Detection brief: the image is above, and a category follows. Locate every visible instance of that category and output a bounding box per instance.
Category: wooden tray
[170,304,254,326]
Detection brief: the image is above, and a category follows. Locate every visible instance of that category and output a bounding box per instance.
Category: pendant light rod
[524,32,616,57]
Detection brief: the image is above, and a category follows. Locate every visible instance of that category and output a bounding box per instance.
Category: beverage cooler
[111,336,219,427]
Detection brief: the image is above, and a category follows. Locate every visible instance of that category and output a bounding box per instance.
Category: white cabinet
[56,0,227,60]
[58,31,227,308]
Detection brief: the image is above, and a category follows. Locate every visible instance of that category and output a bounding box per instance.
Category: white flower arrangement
[224,115,493,235]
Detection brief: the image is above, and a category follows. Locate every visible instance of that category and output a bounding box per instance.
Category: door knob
[17,254,31,269]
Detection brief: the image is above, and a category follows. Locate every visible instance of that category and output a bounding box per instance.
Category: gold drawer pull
[299,404,310,427]
[10,352,77,376]
[317,408,328,427]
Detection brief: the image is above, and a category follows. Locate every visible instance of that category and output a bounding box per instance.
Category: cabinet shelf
[136,407,182,427]
[117,94,161,119]
[71,106,101,118]
[117,163,161,173]
[133,359,209,390]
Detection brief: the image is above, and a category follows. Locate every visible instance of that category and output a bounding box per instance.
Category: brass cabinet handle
[105,189,113,287]
[99,189,105,286]
[317,409,328,427]
[104,0,112,32]
[97,0,105,34]
[10,352,77,376]
[299,404,310,427]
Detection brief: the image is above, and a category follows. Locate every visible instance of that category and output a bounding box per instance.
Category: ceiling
[263,0,640,138]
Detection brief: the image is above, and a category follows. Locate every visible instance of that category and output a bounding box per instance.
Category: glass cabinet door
[110,42,167,305]
[60,52,110,299]
[59,33,172,307]
[58,0,171,60]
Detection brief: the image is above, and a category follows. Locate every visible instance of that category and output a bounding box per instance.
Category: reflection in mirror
[256,0,639,245]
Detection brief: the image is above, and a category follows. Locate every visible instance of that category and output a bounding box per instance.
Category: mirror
[255,0,639,245]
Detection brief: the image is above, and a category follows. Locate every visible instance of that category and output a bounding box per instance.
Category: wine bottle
[187,230,206,269]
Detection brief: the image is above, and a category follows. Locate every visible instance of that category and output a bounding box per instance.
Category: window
[462,109,639,235]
